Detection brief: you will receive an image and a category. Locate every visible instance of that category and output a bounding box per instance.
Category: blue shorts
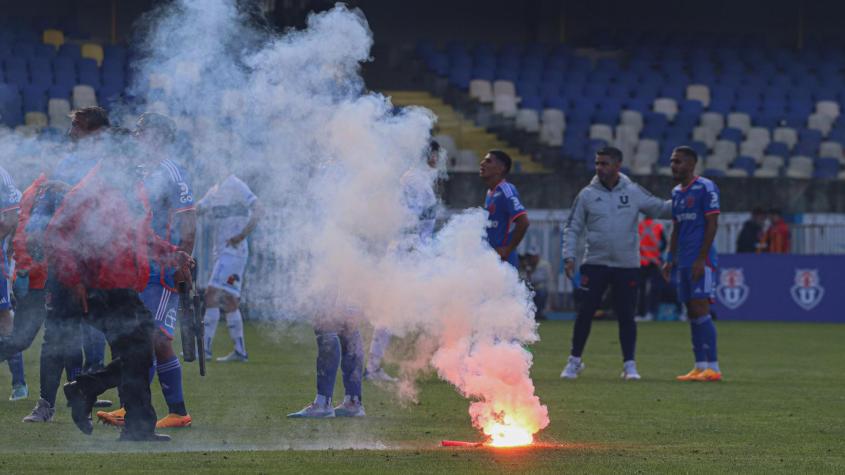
[676,266,716,303]
[140,283,179,339]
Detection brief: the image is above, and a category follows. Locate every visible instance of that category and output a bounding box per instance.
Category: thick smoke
[6,1,550,441]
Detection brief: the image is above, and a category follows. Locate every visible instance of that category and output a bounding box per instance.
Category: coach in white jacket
[560,146,671,381]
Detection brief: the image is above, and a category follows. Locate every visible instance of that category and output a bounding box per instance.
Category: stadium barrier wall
[712,254,844,323]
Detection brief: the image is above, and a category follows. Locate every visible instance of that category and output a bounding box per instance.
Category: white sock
[203,307,220,354]
[708,361,721,372]
[225,309,246,355]
[367,328,392,373]
[315,394,330,406]
[695,362,707,370]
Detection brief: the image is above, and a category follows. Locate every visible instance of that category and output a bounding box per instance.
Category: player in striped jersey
[479,150,529,268]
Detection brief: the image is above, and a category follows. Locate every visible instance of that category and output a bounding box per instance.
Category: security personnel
[561,146,671,381]
[636,217,665,321]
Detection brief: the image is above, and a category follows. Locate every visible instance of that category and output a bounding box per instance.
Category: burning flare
[484,417,534,447]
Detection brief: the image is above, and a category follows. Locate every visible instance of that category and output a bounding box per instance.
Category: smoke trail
[3,1,550,441]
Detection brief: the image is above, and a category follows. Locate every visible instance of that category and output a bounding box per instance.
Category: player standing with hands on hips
[663,146,723,382]
[561,146,671,381]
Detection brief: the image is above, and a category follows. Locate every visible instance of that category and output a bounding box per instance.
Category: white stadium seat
[686,84,711,107]
[773,127,798,149]
[469,79,493,103]
[653,97,678,120]
[700,111,725,133]
[726,112,751,134]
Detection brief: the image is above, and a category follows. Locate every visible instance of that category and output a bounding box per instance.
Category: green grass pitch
[0,319,842,474]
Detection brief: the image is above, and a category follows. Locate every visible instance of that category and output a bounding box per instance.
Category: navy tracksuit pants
[571,264,639,362]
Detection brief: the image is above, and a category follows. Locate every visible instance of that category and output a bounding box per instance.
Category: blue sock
[339,330,364,401]
[7,352,25,386]
[315,332,341,401]
[82,324,106,370]
[156,356,187,415]
[700,314,719,368]
[689,317,708,365]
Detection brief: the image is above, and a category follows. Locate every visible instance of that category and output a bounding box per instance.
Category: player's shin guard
[316,332,341,401]
[203,308,220,355]
[366,328,391,373]
[340,330,364,401]
[156,356,186,415]
[225,309,246,356]
[689,316,708,368]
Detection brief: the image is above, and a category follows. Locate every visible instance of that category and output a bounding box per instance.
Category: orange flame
[483,415,534,447]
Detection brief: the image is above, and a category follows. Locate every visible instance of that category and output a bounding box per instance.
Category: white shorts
[209,250,247,298]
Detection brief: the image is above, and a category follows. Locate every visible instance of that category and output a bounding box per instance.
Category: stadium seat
[739,141,765,161]
[515,109,540,132]
[22,86,47,113]
[453,149,480,172]
[539,122,564,147]
[42,29,64,48]
[469,79,493,103]
[785,155,813,178]
[72,85,97,109]
[81,43,104,66]
[814,157,841,179]
[493,94,517,118]
[773,126,798,149]
[653,97,678,120]
[819,141,844,163]
[724,167,749,178]
[807,113,833,136]
[620,109,643,133]
[754,167,779,178]
[732,156,758,174]
[726,112,751,133]
[24,111,48,129]
[541,108,565,128]
[492,80,515,97]
[746,127,771,146]
[615,124,638,148]
[692,126,717,148]
[712,140,738,161]
[700,111,725,133]
[765,141,790,158]
[0,84,23,127]
[57,43,81,59]
[816,100,840,119]
[718,127,744,143]
[589,124,613,142]
[686,84,710,107]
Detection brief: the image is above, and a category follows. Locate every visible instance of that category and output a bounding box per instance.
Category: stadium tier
[0,22,127,134]
[418,37,845,180]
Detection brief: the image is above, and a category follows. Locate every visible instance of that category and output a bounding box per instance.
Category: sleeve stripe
[704,210,721,215]
[173,206,196,214]
[0,205,20,213]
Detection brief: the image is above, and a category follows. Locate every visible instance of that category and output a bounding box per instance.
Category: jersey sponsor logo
[716,268,749,309]
[790,269,824,311]
[676,212,698,221]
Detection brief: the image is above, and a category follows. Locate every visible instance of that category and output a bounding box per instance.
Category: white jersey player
[365,140,441,382]
[199,174,262,362]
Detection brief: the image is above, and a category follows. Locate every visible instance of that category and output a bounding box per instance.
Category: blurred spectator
[636,217,665,322]
[523,246,552,320]
[736,207,766,253]
[763,209,790,253]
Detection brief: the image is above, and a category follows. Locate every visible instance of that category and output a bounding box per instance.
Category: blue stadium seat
[719,127,744,143]
[703,168,727,177]
[765,142,790,157]
[57,43,81,60]
[22,85,46,113]
[521,95,543,112]
[0,84,22,126]
[48,84,72,100]
[733,156,757,174]
[813,157,841,179]
[12,42,36,59]
[544,96,566,111]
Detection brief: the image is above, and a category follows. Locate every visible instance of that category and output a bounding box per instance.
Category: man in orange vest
[762,209,790,254]
[636,217,664,321]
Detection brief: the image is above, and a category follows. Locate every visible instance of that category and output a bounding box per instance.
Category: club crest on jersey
[716,268,749,309]
[790,269,824,311]
[619,195,629,205]
[227,274,241,286]
[685,196,695,208]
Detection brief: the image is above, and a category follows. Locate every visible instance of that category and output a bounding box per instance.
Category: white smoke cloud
[3,0,550,442]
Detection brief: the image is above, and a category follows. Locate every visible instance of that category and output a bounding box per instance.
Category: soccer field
[0,320,842,474]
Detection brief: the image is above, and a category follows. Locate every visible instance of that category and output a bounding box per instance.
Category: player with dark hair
[663,146,723,382]
[479,149,529,268]
[561,146,671,380]
[97,113,197,429]
[52,135,193,441]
